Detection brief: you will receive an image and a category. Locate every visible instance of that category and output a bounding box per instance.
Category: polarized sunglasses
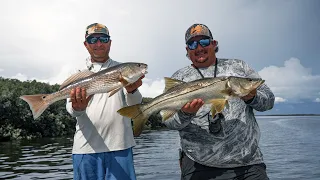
[86,35,110,44]
[187,38,211,50]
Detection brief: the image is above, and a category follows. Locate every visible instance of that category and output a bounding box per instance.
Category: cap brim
[186,34,211,43]
[85,32,110,38]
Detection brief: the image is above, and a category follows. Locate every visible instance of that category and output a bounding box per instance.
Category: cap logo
[94,24,105,31]
[190,25,204,35]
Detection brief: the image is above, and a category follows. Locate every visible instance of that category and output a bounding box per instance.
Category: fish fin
[117,104,148,137]
[210,99,228,116]
[220,88,233,96]
[160,109,177,121]
[163,77,185,92]
[19,94,50,119]
[119,74,130,86]
[132,117,148,137]
[211,106,217,117]
[59,70,94,90]
[109,87,122,97]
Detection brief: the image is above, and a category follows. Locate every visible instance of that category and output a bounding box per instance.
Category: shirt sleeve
[123,88,143,106]
[65,98,86,117]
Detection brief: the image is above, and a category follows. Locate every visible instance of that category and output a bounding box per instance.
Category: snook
[117,76,264,136]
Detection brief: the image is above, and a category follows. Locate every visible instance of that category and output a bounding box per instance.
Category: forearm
[124,89,143,106]
[240,59,275,112]
[65,98,86,117]
[246,84,275,112]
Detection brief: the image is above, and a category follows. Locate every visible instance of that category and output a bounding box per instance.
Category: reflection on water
[1,116,320,180]
[0,130,181,180]
[0,138,74,179]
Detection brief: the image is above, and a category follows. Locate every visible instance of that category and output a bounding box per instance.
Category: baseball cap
[185,23,213,44]
[85,23,110,38]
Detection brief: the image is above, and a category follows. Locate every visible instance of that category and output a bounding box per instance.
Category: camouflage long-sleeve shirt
[163,58,275,168]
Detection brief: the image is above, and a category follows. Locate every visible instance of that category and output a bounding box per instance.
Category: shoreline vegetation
[1,77,319,142]
[0,77,165,142]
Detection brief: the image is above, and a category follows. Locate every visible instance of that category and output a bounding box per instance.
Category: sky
[0,0,319,114]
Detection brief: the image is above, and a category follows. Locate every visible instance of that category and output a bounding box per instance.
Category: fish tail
[19,94,50,120]
[117,104,148,137]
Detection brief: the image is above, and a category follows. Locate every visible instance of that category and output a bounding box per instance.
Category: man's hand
[70,87,93,111]
[181,99,205,114]
[125,75,145,93]
[241,89,257,102]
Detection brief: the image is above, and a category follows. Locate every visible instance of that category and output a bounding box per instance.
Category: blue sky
[0,0,319,113]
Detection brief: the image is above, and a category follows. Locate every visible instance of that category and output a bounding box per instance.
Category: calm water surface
[0,116,320,180]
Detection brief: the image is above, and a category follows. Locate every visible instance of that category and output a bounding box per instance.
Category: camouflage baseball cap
[85,23,110,38]
[185,23,213,43]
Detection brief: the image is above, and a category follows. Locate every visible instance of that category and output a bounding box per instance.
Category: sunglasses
[187,38,211,50]
[86,35,110,44]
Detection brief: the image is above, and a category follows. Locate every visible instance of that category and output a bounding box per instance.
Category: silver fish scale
[46,75,121,105]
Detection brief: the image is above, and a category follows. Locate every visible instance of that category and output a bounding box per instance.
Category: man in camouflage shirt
[163,23,275,180]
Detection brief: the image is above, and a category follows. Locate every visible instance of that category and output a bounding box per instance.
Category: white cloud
[259,58,320,102]
[10,73,28,82]
[314,98,320,103]
[275,97,287,103]
[0,68,3,72]
[139,79,165,98]
[0,0,310,81]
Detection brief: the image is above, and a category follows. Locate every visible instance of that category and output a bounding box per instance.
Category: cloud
[139,79,165,98]
[10,73,28,82]
[0,0,319,107]
[315,98,320,103]
[275,97,287,103]
[258,57,320,102]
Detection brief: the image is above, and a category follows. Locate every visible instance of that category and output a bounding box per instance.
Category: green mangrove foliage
[0,77,165,141]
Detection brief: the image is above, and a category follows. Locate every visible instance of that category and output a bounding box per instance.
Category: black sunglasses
[187,38,211,50]
[86,35,110,44]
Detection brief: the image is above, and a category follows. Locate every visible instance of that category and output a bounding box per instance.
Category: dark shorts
[180,151,269,180]
[72,147,136,180]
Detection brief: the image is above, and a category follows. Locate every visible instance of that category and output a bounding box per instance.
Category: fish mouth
[254,80,265,88]
[142,69,148,75]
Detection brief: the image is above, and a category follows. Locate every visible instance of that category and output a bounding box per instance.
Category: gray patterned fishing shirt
[163,58,275,168]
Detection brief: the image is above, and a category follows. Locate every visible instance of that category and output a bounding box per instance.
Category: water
[0,116,320,180]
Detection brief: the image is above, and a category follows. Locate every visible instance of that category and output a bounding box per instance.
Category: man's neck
[91,56,109,63]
